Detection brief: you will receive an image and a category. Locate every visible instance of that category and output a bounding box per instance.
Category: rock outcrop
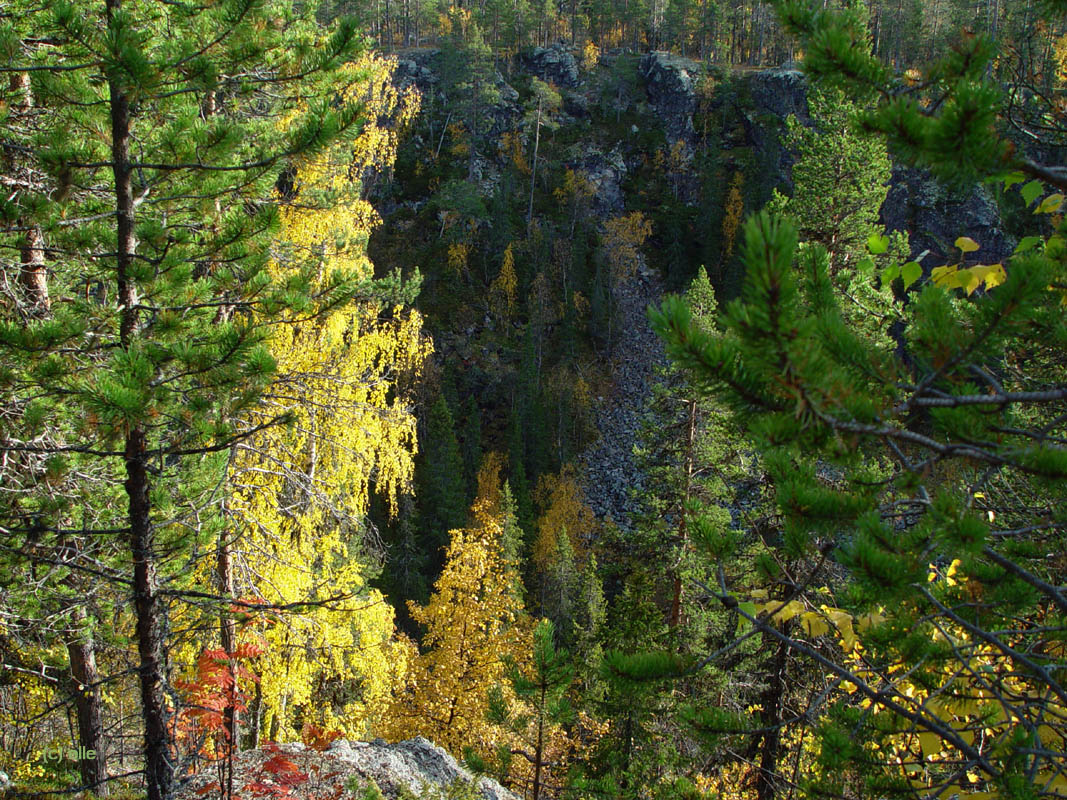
[176,738,518,800]
[743,65,808,123]
[881,165,1014,268]
[640,51,700,144]
[393,49,441,95]
[570,147,628,215]
[519,44,580,88]
[328,738,516,800]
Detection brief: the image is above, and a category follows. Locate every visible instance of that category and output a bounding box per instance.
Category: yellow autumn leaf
[757,599,805,624]
[1037,193,1065,214]
[857,611,886,632]
[800,611,831,637]
[931,264,961,288]
[956,236,980,253]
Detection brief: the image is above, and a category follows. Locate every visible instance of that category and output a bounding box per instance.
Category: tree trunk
[66,607,109,796]
[126,429,173,800]
[218,531,238,800]
[754,635,789,800]
[527,98,542,229]
[532,681,545,800]
[15,67,102,793]
[668,399,697,631]
[9,72,51,315]
[107,0,174,795]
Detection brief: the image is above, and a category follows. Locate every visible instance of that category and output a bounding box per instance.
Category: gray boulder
[175,738,517,800]
[328,738,517,800]
[520,44,579,89]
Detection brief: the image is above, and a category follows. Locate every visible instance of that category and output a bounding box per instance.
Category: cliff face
[176,738,518,800]
[634,50,1011,267]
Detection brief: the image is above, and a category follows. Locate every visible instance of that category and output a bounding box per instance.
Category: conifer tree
[769,88,891,274]
[767,87,902,344]
[461,394,483,499]
[0,3,374,797]
[653,206,1067,800]
[415,396,468,567]
[541,525,579,643]
[491,619,575,800]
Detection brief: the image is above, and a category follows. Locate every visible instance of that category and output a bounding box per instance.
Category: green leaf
[738,601,757,630]
[882,264,900,284]
[955,236,979,253]
[999,171,1026,188]
[901,261,923,289]
[867,233,890,254]
[1021,180,1044,207]
[1014,236,1042,254]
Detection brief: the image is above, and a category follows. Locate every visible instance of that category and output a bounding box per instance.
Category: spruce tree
[416,396,468,567]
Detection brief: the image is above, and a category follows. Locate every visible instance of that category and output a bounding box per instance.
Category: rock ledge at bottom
[175,737,518,800]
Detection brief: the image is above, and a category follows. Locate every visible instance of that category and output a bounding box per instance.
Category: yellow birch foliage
[582,40,601,71]
[383,498,528,758]
[532,467,597,570]
[601,211,653,286]
[489,244,518,324]
[225,54,430,741]
[721,170,744,261]
[742,562,1067,800]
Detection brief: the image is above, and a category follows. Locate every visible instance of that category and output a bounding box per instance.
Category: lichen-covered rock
[744,66,808,123]
[175,738,518,800]
[881,166,1014,268]
[328,738,516,800]
[519,44,579,88]
[569,148,628,215]
[639,51,699,143]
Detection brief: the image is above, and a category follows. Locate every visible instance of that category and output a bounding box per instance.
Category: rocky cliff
[635,50,1011,265]
[373,47,1018,533]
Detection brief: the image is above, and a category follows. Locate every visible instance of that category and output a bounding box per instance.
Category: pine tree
[769,88,891,274]
[0,4,369,798]
[766,86,902,344]
[653,206,1067,799]
[493,619,575,800]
